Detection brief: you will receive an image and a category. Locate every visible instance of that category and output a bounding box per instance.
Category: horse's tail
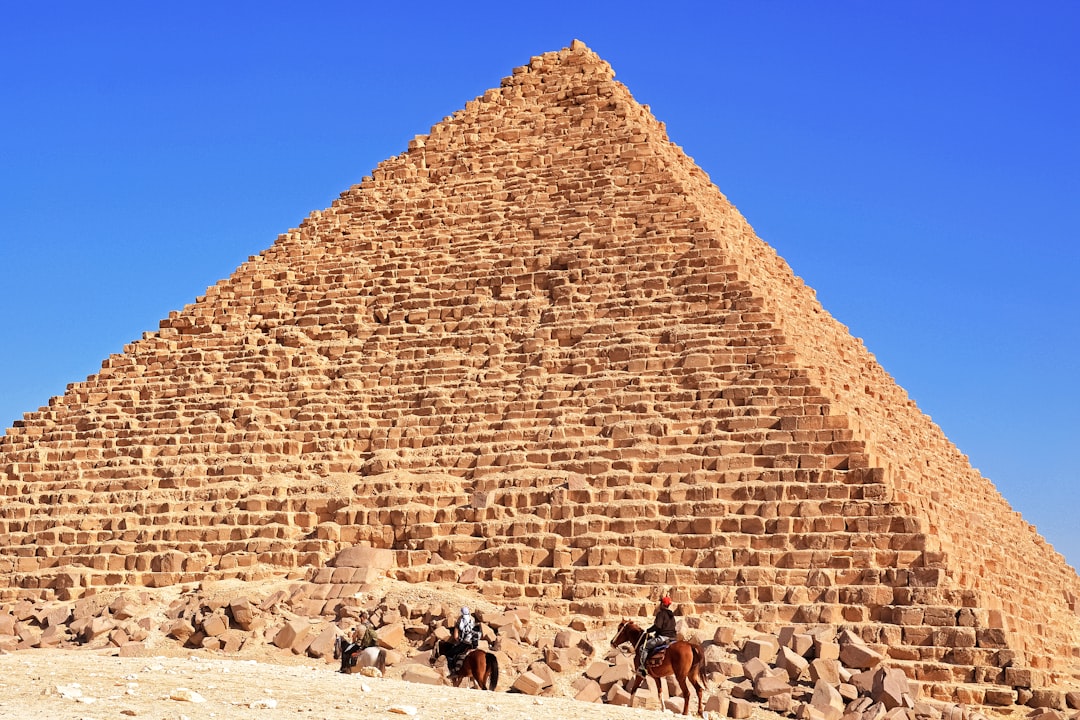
[690,642,704,681]
[377,648,387,673]
[486,652,499,691]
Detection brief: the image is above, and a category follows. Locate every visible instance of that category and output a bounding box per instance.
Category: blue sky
[2,3,1077,568]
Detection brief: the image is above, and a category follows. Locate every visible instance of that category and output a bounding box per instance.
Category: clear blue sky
[2,3,1077,568]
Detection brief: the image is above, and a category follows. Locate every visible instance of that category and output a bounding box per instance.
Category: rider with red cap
[637,596,677,676]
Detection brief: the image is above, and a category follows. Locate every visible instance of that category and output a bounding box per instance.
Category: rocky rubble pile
[3,571,1077,720]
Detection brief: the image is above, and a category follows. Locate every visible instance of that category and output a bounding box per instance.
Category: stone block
[584,659,608,680]
[307,626,337,659]
[872,667,913,710]
[606,683,633,707]
[743,656,770,681]
[574,679,603,703]
[741,636,780,664]
[729,697,753,718]
[229,598,255,630]
[333,546,394,570]
[273,619,309,651]
[755,672,794,699]
[777,645,810,680]
[511,671,545,695]
[839,641,883,669]
[811,679,845,717]
[769,692,796,714]
[377,622,405,649]
[810,658,842,685]
[201,613,228,637]
[402,665,444,686]
[1029,690,1067,711]
[705,691,730,716]
[599,661,633,687]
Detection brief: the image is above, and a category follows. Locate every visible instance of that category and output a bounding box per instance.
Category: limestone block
[82,616,115,643]
[574,679,603,703]
[1066,692,1080,710]
[584,660,608,680]
[1029,690,1067,711]
[850,668,877,695]
[273,619,309,651]
[511,671,545,695]
[38,604,71,628]
[872,667,913,710]
[606,683,633,707]
[307,626,338,659]
[527,661,555,689]
[743,656,770,682]
[38,624,66,647]
[1005,666,1034,688]
[777,645,810,680]
[984,688,1017,706]
[768,692,796,715]
[599,661,633,687]
[839,641,883,670]
[166,619,195,643]
[729,697,753,718]
[816,640,841,661]
[810,658,842,685]
[811,679,845,716]
[333,546,394,570]
[229,598,255,630]
[755,672,795,699]
[201,613,228,637]
[705,691,729,716]
[377,622,405,649]
[544,647,572,672]
[402,665,444,686]
[741,636,779,663]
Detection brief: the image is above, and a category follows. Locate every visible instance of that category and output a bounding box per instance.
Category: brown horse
[611,619,705,716]
[430,639,499,690]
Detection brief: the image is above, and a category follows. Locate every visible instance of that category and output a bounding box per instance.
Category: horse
[334,634,386,675]
[611,619,705,716]
[429,638,499,691]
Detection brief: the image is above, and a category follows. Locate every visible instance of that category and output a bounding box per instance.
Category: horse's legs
[626,674,641,708]
[655,673,665,711]
[675,673,691,715]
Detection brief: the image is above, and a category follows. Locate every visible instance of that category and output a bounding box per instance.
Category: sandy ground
[0,647,750,720]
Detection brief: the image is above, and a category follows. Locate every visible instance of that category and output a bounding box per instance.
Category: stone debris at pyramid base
[1,39,1078,713]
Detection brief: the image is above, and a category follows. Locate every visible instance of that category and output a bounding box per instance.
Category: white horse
[334,635,386,674]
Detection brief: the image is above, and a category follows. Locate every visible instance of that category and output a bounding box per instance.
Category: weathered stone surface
[871,667,913,710]
[272,619,309,652]
[401,665,443,686]
[511,671,545,695]
[573,678,603,703]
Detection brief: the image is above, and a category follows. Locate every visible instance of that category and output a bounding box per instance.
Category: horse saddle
[645,642,671,668]
[449,651,467,675]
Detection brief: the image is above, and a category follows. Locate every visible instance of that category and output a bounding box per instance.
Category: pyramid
[1,41,1077,703]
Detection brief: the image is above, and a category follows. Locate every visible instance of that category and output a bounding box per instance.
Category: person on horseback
[339,612,378,672]
[637,596,677,676]
[444,606,480,670]
[455,607,480,646]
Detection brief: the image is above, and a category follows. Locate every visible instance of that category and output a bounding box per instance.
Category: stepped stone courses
[1,39,1078,707]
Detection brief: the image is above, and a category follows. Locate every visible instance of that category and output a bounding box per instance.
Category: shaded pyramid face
[1,41,1078,700]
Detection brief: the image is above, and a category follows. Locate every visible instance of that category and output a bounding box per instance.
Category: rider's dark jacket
[649,607,676,639]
